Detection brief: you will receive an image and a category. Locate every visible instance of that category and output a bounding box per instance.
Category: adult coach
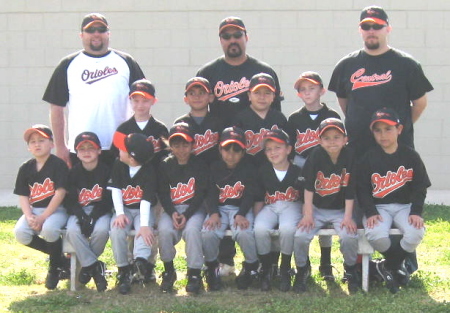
[43,13,145,168]
[328,6,433,158]
[197,16,283,128]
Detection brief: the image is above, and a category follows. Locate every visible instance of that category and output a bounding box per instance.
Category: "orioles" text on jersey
[245,126,279,155]
[147,135,163,153]
[122,185,143,206]
[214,77,250,102]
[78,184,103,207]
[265,186,299,204]
[295,128,319,154]
[193,130,219,155]
[315,169,350,197]
[372,166,413,198]
[29,178,55,205]
[351,68,392,90]
[218,181,245,203]
[170,177,196,205]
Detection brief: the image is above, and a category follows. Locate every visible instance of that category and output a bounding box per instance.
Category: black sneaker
[375,259,399,294]
[160,271,177,292]
[319,264,335,282]
[260,269,272,292]
[117,266,132,295]
[279,268,292,292]
[186,273,202,294]
[236,268,257,290]
[344,265,359,294]
[133,258,149,283]
[45,268,60,290]
[396,261,411,287]
[79,266,92,285]
[205,266,221,291]
[293,265,311,293]
[59,256,71,280]
[92,261,108,292]
[144,262,156,283]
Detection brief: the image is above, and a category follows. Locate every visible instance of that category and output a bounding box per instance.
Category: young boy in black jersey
[294,118,359,294]
[202,126,259,291]
[357,108,431,294]
[14,125,69,290]
[157,123,208,294]
[64,132,112,292]
[109,132,157,295]
[287,71,341,282]
[254,129,303,292]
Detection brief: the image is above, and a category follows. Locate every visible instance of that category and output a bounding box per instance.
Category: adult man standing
[328,6,433,158]
[197,16,283,128]
[43,13,145,168]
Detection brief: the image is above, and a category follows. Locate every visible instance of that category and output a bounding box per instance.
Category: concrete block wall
[0,0,448,190]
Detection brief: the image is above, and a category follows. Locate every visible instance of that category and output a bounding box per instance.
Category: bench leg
[70,253,77,291]
[362,254,369,292]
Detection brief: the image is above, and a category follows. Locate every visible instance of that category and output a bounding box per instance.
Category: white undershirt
[274,168,287,181]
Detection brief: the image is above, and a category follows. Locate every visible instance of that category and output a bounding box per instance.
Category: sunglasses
[360,23,386,31]
[84,26,108,34]
[220,31,244,40]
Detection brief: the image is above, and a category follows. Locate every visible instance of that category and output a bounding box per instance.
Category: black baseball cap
[220,126,246,149]
[294,71,324,90]
[23,124,53,142]
[318,118,346,137]
[249,73,276,92]
[113,132,154,165]
[219,16,246,34]
[263,129,290,146]
[370,107,401,129]
[169,122,194,143]
[360,6,389,25]
[129,79,156,99]
[185,77,211,94]
[81,13,108,31]
[74,131,101,150]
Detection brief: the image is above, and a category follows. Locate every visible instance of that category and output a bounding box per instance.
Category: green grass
[0,205,449,313]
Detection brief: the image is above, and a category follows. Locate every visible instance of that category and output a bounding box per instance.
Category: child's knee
[369,237,390,252]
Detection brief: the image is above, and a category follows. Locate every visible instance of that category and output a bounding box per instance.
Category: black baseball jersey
[64,162,112,220]
[197,55,282,127]
[42,49,145,151]
[303,145,356,209]
[233,107,287,167]
[14,154,69,208]
[109,159,157,209]
[113,115,169,165]
[157,155,208,220]
[207,158,257,217]
[286,104,341,158]
[256,162,304,205]
[356,144,431,218]
[174,112,222,165]
[328,48,433,157]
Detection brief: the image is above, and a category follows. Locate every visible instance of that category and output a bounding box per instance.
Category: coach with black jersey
[43,13,145,168]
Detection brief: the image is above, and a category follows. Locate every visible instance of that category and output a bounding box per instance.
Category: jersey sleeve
[328,57,348,99]
[141,164,158,206]
[52,157,69,190]
[355,153,379,218]
[409,151,432,216]
[157,161,176,216]
[13,162,32,196]
[236,164,258,217]
[184,163,209,220]
[302,150,317,192]
[406,60,434,101]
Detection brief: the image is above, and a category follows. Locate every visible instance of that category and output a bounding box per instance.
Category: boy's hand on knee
[298,215,314,232]
[366,215,382,229]
[113,214,130,229]
[341,217,357,234]
[409,215,424,229]
[136,226,155,246]
[204,213,220,230]
[234,215,249,230]
[32,215,46,231]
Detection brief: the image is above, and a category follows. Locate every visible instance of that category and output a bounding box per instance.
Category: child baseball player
[294,118,359,294]
[157,123,208,294]
[286,71,341,281]
[14,124,69,290]
[64,132,112,292]
[174,77,222,165]
[109,132,157,295]
[357,108,431,294]
[254,129,303,292]
[202,126,259,291]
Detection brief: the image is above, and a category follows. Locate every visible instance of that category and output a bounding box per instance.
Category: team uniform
[286,104,340,168]
[328,48,433,158]
[357,144,430,259]
[197,56,282,127]
[294,146,358,269]
[174,113,222,165]
[64,162,112,269]
[42,49,145,155]
[202,158,259,274]
[233,107,287,167]
[157,154,208,274]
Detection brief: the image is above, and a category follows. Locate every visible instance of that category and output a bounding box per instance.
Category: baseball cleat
[293,264,311,293]
[376,259,399,294]
[92,261,108,292]
[319,264,335,282]
[160,271,177,292]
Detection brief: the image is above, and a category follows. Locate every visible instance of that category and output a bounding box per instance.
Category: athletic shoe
[218,263,235,276]
[319,264,335,282]
[236,268,258,290]
[117,266,132,295]
[144,262,156,283]
[78,266,92,285]
[132,258,149,283]
[45,268,60,290]
[278,268,292,292]
[59,256,71,280]
[92,261,107,292]
[344,265,359,294]
[205,266,221,291]
[396,261,411,287]
[186,273,202,294]
[375,259,399,294]
[160,271,177,292]
[260,269,272,292]
[293,264,311,293]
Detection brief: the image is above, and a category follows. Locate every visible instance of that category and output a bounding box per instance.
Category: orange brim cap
[360,18,387,25]
[250,84,276,93]
[112,131,128,152]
